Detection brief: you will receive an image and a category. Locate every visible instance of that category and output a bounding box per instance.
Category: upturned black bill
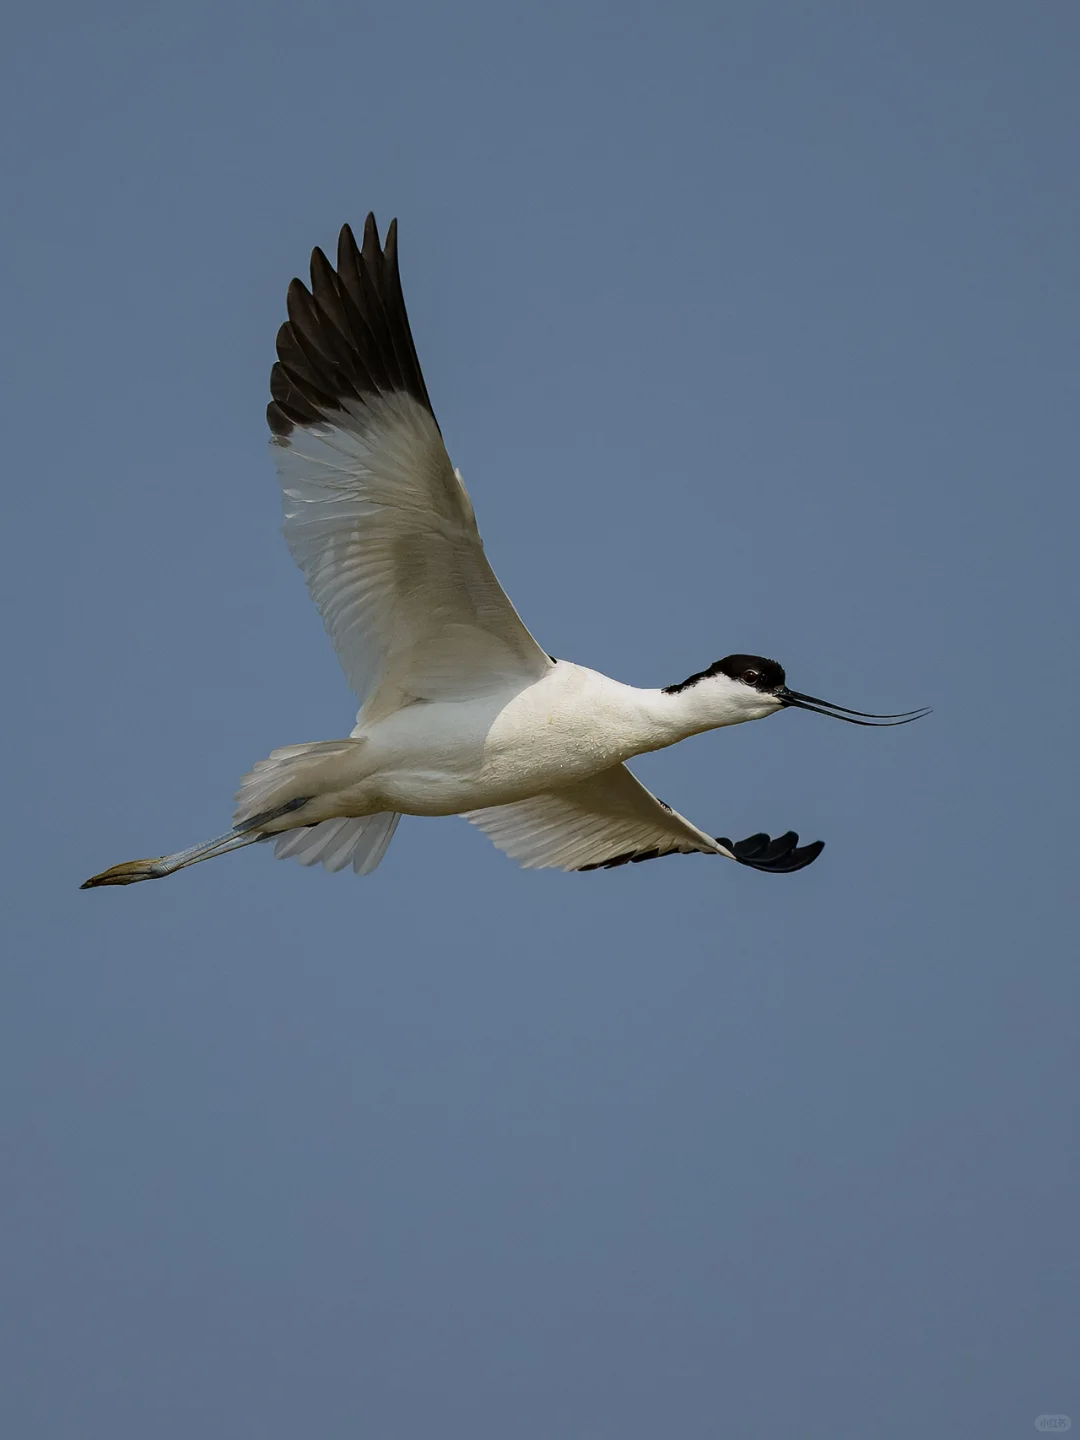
[778,689,931,727]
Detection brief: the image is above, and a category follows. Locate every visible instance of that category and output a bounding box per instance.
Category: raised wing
[267,214,552,719]
[465,764,825,873]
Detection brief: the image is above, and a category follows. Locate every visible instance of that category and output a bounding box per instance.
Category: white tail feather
[83,739,396,888]
[273,812,401,874]
[233,739,364,828]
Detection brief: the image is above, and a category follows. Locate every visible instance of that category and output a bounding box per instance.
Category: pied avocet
[82,215,927,889]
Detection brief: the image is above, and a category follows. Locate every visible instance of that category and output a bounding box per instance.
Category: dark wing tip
[383,218,403,282]
[269,212,434,437]
[267,400,293,438]
[285,274,311,309]
[577,844,671,871]
[361,211,381,264]
[717,832,825,874]
[308,244,335,288]
[577,830,826,875]
[337,222,360,269]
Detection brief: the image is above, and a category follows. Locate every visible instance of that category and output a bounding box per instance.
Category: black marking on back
[578,830,824,874]
[267,214,436,441]
[663,654,786,696]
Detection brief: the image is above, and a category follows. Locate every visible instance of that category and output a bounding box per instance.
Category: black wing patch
[578,844,684,871]
[267,213,436,440]
[716,831,825,874]
[578,830,824,874]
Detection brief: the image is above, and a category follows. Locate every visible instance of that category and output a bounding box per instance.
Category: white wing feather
[273,393,551,719]
[465,764,734,871]
[267,216,552,723]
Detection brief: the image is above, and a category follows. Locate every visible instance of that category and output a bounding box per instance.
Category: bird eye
[742,669,761,685]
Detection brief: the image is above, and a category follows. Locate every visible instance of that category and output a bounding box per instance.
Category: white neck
[629,674,783,753]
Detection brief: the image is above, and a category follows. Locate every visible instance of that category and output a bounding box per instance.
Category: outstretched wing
[465,764,824,873]
[267,214,552,720]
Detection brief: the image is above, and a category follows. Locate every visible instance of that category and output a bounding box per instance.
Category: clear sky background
[2,3,1077,1437]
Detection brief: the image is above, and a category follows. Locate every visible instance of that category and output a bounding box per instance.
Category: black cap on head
[714,655,787,691]
[663,653,786,696]
[663,653,932,727]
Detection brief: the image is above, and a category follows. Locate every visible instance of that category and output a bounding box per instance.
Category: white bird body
[240,662,780,830]
[82,214,925,891]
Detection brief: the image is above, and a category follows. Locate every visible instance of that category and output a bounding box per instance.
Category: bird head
[663,654,930,728]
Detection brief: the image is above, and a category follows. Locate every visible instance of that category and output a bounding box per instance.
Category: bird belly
[357,670,648,816]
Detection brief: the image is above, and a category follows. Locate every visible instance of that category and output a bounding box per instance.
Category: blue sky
[2,3,1077,1437]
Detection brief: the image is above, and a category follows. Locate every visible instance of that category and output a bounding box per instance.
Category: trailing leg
[79,798,309,889]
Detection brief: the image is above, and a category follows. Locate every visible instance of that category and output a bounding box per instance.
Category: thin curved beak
[777,687,931,727]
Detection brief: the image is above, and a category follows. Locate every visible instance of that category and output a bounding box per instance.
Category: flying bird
[82,216,927,890]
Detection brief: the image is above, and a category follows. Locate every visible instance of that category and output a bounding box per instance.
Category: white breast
[356,662,663,815]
